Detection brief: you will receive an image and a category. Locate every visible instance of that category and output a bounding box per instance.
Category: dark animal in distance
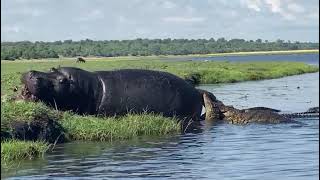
[76,57,86,63]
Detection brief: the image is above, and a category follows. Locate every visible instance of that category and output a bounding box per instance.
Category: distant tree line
[1,38,319,60]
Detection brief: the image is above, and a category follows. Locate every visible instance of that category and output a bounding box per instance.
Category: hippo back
[96,69,202,120]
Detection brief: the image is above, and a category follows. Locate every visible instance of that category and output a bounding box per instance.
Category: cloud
[162,16,206,23]
[5,7,45,17]
[11,0,49,3]
[185,5,196,13]
[308,12,319,20]
[20,8,44,17]
[244,0,262,12]
[74,9,104,22]
[2,25,21,33]
[287,3,305,13]
[243,0,307,21]
[1,0,318,42]
[162,1,176,9]
[265,0,281,13]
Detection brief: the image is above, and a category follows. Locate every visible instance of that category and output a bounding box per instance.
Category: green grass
[1,100,57,123]
[1,140,49,166]
[61,112,180,141]
[1,99,180,164]
[1,58,319,94]
[1,100,181,141]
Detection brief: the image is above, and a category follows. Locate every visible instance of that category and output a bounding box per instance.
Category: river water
[190,53,319,65]
[164,53,319,65]
[2,54,319,180]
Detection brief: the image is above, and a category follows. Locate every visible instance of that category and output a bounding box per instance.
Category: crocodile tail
[282,112,319,118]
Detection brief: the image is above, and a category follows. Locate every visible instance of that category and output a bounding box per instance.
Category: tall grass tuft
[1,140,49,166]
[61,112,181,141]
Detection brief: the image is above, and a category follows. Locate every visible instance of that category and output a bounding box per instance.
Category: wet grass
[1,99,181,163]
[62,112,180,141]
[1,140,49,167]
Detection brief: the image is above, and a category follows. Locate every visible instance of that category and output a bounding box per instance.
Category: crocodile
[202,91,319,124]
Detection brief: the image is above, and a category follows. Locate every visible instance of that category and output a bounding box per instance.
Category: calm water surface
[166,53,319,65]
[2,55,319,180]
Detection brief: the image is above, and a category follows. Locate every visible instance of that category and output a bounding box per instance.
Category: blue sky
[1,0,319,42]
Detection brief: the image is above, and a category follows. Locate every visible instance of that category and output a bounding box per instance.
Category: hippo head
[21,67,101,114]
[21,68,72,102]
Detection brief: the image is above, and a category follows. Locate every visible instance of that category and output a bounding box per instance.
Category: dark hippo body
[21,67,202,121]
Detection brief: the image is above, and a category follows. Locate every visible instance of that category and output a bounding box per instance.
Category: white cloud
[308,12,319,20]
[264,0,298,20]
[2,25,21,33]
[135,27,150,35]
[229,10,238,17]
[12,0,49,3]
[265,0,281,13]
[162,16,206,23]
[280,12,295,20]
[162,1,176,9]
[75,9,104,22]
[1,0,318,42]
[186,6,195,13]
[287,3,304,13]
[117,15,136,25]
[7,7,45,17]
[22,8,44,17]
[118,16,128,23]
[244,0,262,12]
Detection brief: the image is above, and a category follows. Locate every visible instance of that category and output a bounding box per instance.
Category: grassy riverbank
[1,56,319,164]
[1,100,181,165]
[1,140,49,167]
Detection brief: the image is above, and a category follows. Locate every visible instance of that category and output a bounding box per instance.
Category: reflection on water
[2,72,319,179]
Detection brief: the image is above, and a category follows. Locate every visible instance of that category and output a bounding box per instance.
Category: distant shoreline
[183,49,319,57]
[1,49,319,63]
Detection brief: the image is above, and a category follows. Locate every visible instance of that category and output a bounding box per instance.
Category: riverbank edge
[1,100,181,166]
[1,49,319,63]
[183,49,319,57]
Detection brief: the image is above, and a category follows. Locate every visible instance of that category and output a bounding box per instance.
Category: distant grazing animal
[76,57,86,63]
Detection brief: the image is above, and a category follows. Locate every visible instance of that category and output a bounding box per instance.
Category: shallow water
[2,71,319,180]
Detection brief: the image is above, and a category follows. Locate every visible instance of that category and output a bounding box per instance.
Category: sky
[1,0,319,42]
